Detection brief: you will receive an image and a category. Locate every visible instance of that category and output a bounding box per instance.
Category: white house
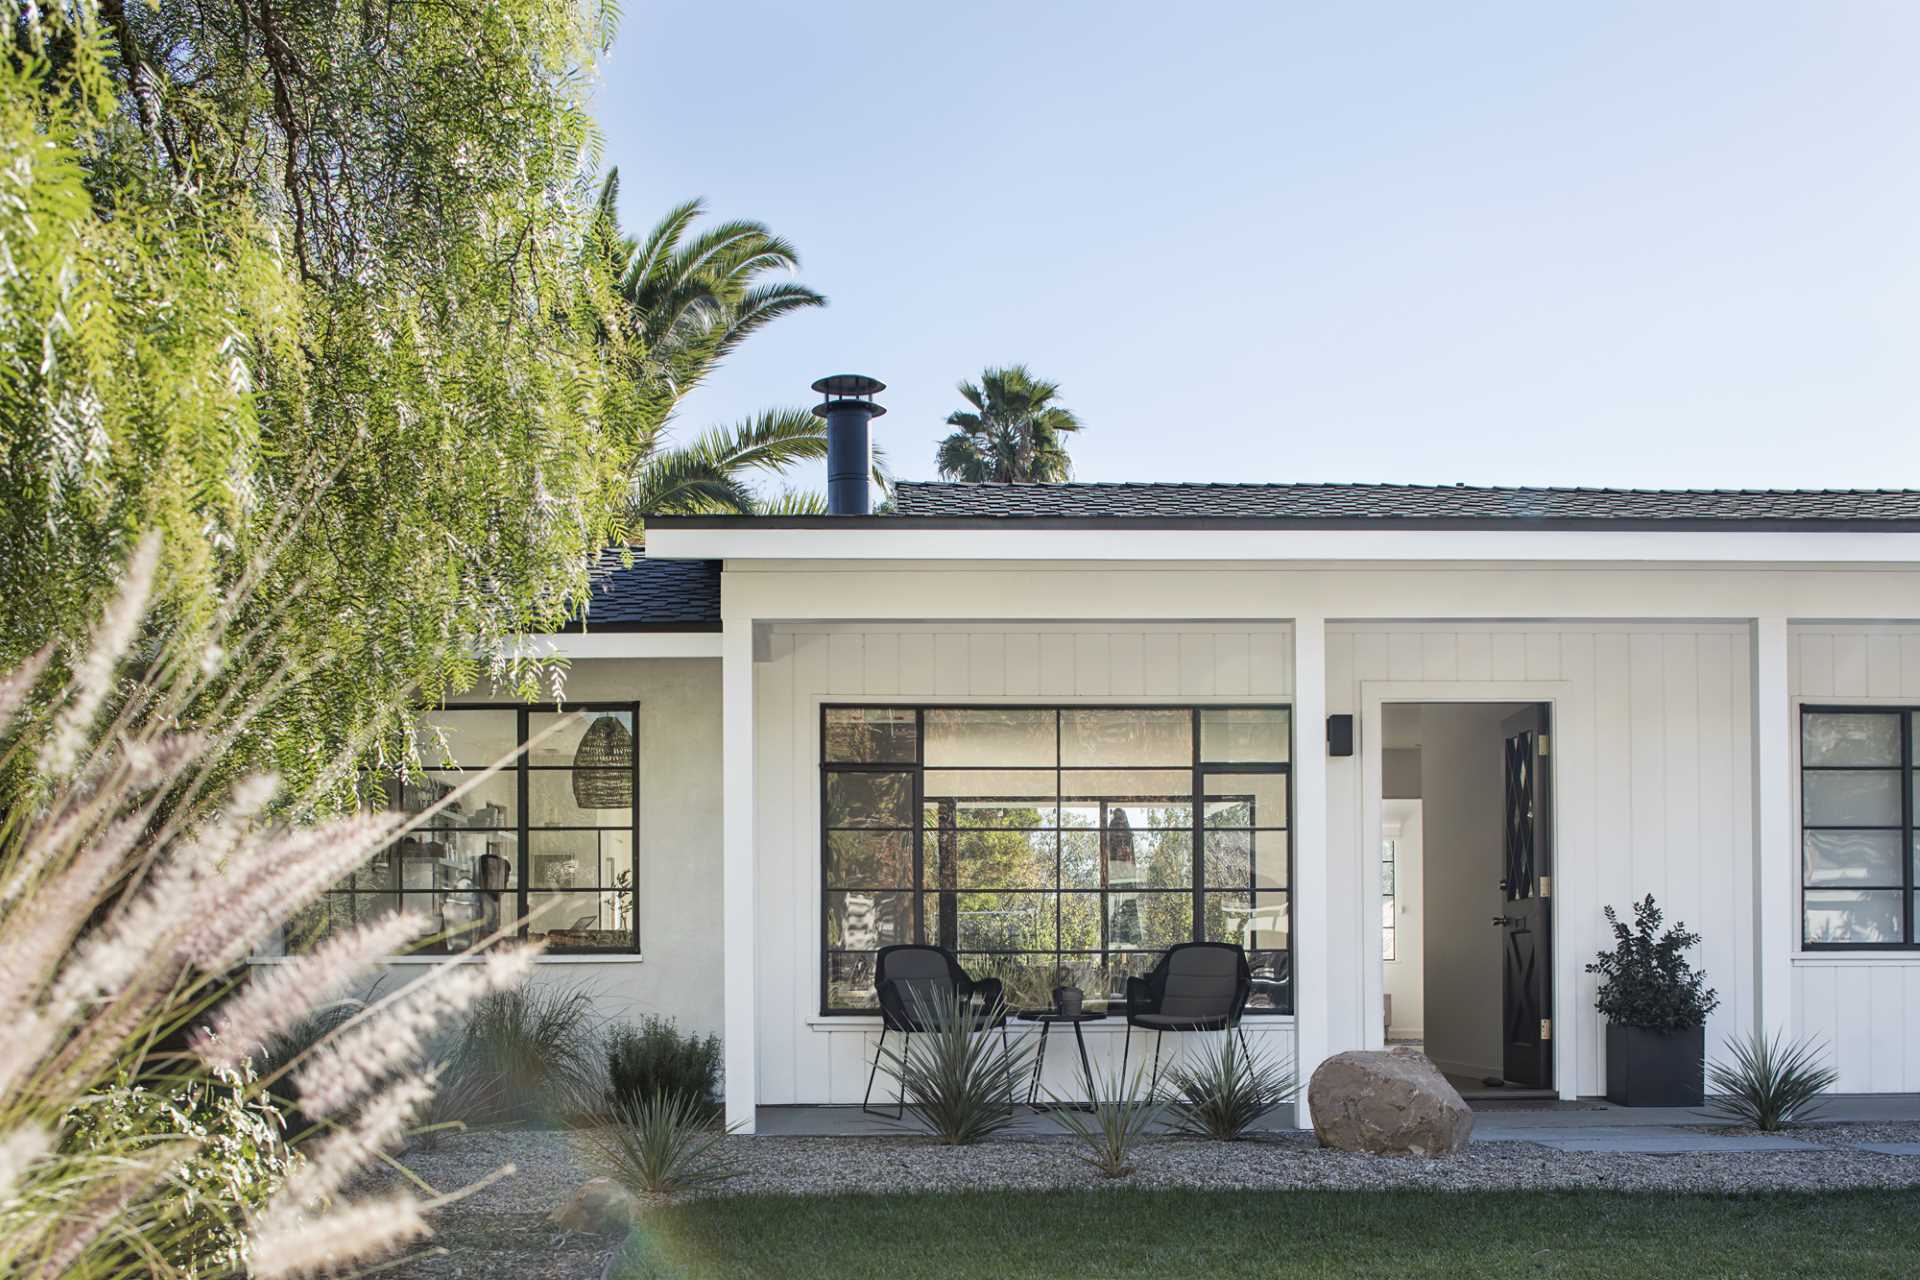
[322,388,1920,1132]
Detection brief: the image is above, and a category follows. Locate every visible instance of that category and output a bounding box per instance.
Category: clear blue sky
[594,1,1920,493]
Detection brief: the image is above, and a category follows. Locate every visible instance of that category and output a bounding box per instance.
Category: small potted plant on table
[1587,895,1719,1107]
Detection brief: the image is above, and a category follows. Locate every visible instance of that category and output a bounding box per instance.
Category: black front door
[1498,705,1552,1089]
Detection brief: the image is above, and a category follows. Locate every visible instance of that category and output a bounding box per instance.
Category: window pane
[1204,891,1249,942]
[529,830,632,888]
[941,828,1056,890]
[528,891,631,948]
[827,831,914,887]
[1060,892,1101,950]
[827,952,878,1009]
[958,954,1056,1012]
[1803,830,1904,888]
[826,891,914,949]
[1060,710,1191,766]
[947,891,1055,951]
[1805,890,1903,944]
[1204,829,1287,887]
[528,710,634,768]
[405,770,517,827]
[922,771,1057,829]
[924,709,1055,767]
[1200,709,1290,763]
[413,709,518,768]
[529,768,631,827]
[1062,771,1192,806]
[1803,771,1901,826]
[1208,890,1289,951]
[1803,712,1901,767]
[1247,949,1291,1012]
[824,708,917,763]
[1060,830,1101,888]
[1106,891,1189,950]
[1106,827,1192,889]
[825,771,913,828]
[1204,774,1288,828]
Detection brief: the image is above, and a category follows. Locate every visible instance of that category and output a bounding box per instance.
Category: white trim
[1755,623,1796,1023]
[246,954,643,966]
[1358,679,1577,1100]
[504,632,721,660]
[721,618,758,1132]
[647,526,1920,565]
[800,1015,1299,1032]
[1291,618,1330,1086]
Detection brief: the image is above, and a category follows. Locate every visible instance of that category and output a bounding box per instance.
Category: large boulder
[547,1177,640,1235]
[1308,1047,1473,1155]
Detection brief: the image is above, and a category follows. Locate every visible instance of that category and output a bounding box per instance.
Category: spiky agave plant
[878,988,1036,1145]
[578,1091,740,1195]
[1707,1030,1839,1131]
[1163,1034,1298,1141]
[0,536,557,1278]
[1047,1062,1161,1178]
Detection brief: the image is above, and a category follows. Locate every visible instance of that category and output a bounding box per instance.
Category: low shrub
[879,988,1035,1145]
[580,1092,739,1195]
[606,1017,722,1120]
[1048,1062,1160,1177]
[1707,1030,1839,1130]
[1163,1034,1297,1140]
[430,981,602,1128]
[1586,895,1720,1031]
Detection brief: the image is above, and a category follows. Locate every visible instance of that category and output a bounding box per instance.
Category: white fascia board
[644,525,1920,565]
[501,632,721,660]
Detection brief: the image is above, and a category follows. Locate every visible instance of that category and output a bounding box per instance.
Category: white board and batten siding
[753,624,1296,1106]
[1326,624,1756,1100]
[1789,625,1920,1094]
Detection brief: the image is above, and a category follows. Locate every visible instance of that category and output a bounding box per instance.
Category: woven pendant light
[572,715,633,809]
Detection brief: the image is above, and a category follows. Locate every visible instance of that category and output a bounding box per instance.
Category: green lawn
[616,1188,1920,1279]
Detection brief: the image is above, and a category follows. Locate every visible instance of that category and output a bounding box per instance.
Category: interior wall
[1418,703,1529,1080]
[1382,798,1425,1041]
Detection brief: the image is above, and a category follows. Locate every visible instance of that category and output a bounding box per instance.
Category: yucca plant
[1048,1062,1161,1178]
[1707,1030,1839,1131]
[878,989,1036,1144]
[578,1092,740,1195]
[432,982,602,1128]
[1163,1034,1299,1141]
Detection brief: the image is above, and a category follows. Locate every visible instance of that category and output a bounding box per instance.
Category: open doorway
[1380,701,1553,1099]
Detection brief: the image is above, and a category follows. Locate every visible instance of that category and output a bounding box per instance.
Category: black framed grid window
[820,705,1292,1015]
[298,704,640,955]
[1801,706,1916,948]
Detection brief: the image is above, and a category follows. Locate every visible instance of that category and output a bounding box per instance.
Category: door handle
[1491,915,1519,927]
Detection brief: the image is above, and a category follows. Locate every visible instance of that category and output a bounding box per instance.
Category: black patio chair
[861,945,1010,1118]
[1120,941,1253,1096]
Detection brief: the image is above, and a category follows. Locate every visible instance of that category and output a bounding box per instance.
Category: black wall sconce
[1326,714,1354,757]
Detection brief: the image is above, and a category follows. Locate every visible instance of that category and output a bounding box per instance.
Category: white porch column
[720,615,757,1132]
[1291,616,1331,1087]
[1751,617,1793,1039]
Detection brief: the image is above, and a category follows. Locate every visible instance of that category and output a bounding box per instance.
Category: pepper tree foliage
[3,1,647,799]
[1586,895,1720,1031]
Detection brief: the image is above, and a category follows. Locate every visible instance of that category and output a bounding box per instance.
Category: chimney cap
[810,373,886,397]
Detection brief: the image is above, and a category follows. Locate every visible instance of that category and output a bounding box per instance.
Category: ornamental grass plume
[0,537,556,1278]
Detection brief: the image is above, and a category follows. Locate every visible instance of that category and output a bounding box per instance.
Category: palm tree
[935,365,1083,483]
[592,171,883,515]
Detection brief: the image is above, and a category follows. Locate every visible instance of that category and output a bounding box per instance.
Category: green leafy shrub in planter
[606,1017,722,1120]
[63,1064,297,1276]
[1707,1030,1839,1130]
[1585,895,1719,1029]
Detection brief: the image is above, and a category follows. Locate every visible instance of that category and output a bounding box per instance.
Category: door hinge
[1540,1018,1553,1041]
[1537,733,1550,757]
[1538,875,1551,898]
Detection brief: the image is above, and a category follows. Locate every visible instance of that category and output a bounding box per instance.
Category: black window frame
[331,700,642,956]
[1800,703,1914,951]
[818,703,1294,1015]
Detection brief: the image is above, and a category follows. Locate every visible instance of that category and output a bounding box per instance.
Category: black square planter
[1605,1024,1705,1107]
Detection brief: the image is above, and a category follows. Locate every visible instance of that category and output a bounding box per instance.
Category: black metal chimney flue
[812,374,886,515]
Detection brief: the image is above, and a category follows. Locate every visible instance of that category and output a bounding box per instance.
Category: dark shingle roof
[568,551,720,631]
[891,482,1920,526]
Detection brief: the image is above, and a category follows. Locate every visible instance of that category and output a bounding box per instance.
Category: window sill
[802,1013,1298,1030]
[247,953,644,966]
[1793,952,1920,964]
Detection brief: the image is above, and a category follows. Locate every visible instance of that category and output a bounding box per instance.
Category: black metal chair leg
[1120,1025,1130,1085]
[1149,1029,1165,1098]
[861,1026,889,1117]
[894,1030,909,1119]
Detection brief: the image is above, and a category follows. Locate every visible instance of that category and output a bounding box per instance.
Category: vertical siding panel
[1215,634,1252,695]
[1326,631,1356,715]
[1109,633,1145,695]
[1275,626,1296,695]
[1872,966,1904,1091]
[1457,631,1493,682]
[1388,633,1422,681]
[1806,965,1841,1086]
[1786,633,1803,699]
[1628,634,1667,901]
[898,633,935,695]
[1694,633,1735,1063]
[828,633,864,695]
[1247,630,1286,696]
[1179,633,1216,694]
[1833,634,1869,697]
[1421,632,1459,681]
[1901,634,1920,699]
[1525,632,1561,681]
[1727,634,1755,1043]
[969,633,1006,696]
[1904,973,1920,1093]
[1868,634,1902,698]
[1040,633,1076,695]
[1662,636,1701,938]
[1491,632,1527,681]
[1074,634,1111,696]
[1143,633,1180,695]
[1797,633,1834,697]
[863,633,899,697]
[1353,632,1391,682]
[933,633,968,695]
[1592,632,1633,1092]
[1004,633,1041,695]
[1835,966,1873,1091]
